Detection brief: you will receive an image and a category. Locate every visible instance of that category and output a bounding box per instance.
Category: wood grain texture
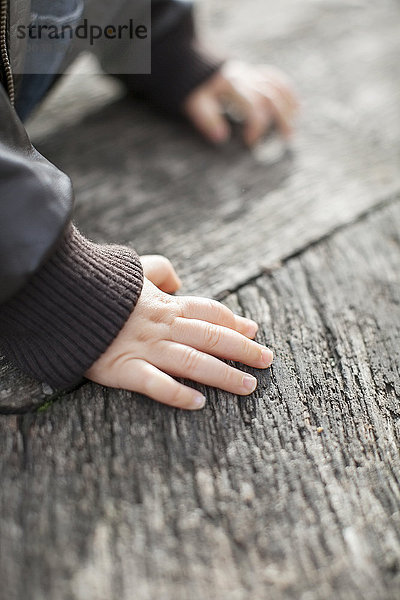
[1,199,399,600]
[0,358,80,414]
[2,0,400,408]
[1,1,400,595]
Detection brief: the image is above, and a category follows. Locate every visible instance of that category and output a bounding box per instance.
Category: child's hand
[183,61,299,146]
[140,254,182,293]
[85,278,273,410]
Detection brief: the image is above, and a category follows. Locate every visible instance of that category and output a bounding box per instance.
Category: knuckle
[203,323,222,350]
[169,307,185,331]
[149,296,178,325]
[242,339,256,361]
[136,329,152,344]
[163,306,180,328]
[169,316,190,344]
[108,352,133,374]
[181,347,200,373]
[207,298,225,322]
[147,306,167,326]
[176,296,194,319]
[220,365,236,388]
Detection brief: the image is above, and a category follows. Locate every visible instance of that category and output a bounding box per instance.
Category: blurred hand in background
[183,60,299,146]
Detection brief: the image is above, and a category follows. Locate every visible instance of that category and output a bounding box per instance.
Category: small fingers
[254,67,299,138]
[155,342,259,396]
[184,91,230,144]
[218,82,271,146]
[220,63,298,144]
[243,102,273,146]
[179,296,258,338]
[171,318,273,368]
[257,66,299,112]
[258,84,296,138]
[120,359,206,410]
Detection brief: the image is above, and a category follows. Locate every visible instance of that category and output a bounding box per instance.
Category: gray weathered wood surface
[1,200,400,600]
[1,0,400,598]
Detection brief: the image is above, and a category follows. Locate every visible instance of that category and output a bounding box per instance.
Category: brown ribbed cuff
[0,224,144,389]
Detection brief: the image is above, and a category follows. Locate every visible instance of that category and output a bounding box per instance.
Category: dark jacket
[0,0,220,388]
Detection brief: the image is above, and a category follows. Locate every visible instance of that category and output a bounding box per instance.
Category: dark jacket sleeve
[0,86,144,388]
[0,85,73,305]
[115,0,224,113]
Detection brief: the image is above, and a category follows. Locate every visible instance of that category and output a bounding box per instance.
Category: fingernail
[242,375,257,393]
[261,348,274,367]
[193,395,206,409]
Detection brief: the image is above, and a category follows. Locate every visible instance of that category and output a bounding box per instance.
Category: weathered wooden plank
[0,357,79,414]
[27,0,400,301]
[1,199,399,600]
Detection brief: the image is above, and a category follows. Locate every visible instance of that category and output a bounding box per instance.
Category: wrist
[0,224,144,389]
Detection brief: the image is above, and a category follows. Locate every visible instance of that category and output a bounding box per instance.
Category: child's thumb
[184,92,230,145]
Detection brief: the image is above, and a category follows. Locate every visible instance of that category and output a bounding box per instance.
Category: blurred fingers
[258,88,294,139]
[257,66,299,111]
[219,62,298,144]
[219,80,275,146]
[243,100,273,146]
[184,91,230,144]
